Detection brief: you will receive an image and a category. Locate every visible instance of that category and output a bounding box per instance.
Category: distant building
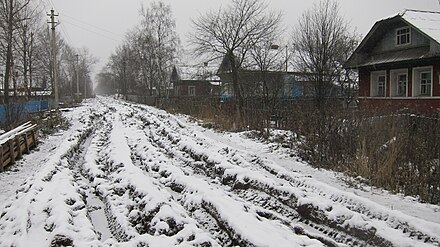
[170,66,221,97]
[216,54,326,101]
[345,9,440,113]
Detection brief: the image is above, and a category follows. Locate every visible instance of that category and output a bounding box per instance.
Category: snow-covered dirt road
[0,96,439,246]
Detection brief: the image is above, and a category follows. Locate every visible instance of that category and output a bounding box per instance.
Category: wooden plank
[0,124,38,172]
[0,122,32,145]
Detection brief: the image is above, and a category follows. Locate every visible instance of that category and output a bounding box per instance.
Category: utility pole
[48,9,59,111]
[285,45,288,72]
[84,68,87,100]
[75,54,80,102]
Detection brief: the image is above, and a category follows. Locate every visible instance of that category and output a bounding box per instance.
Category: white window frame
[390,69,408,97]
[188,85,196,96]
[377,75,386,97]
[397,73,408,97]
[370,70,386,97]
[420,71,432,96]
[412,66,433,97]
[396,27,411,46]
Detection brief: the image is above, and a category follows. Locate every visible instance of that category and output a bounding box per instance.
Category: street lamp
[270,44,288,72]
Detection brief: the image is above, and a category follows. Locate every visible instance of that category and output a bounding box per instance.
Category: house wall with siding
[358,62,440,111]
[372,24,430,53]
[174,81,217,97]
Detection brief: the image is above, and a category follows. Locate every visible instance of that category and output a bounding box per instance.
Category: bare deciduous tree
[140,1,179,97]
[249,38,284,100]
[190,0,282,127]
[102,1,180,99]
[0,0,31,105]
[292,0,359,108]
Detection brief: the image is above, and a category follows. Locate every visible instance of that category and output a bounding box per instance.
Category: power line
[61,13,121,37]
[58,17,75,45]
[40,0,74,46]
[61,19,120,42]
[41,0,122,44]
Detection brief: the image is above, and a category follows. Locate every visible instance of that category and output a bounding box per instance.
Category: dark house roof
[345,9,440,69]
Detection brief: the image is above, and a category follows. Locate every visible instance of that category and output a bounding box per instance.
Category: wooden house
[216,55,326,101]
[345,9,440,113]
[170,66,221,97]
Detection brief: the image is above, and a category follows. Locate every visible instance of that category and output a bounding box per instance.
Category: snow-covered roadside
[0,101,102,246]
[196,124,440,225]
[0,96,438,247]
[0,107,87,205]
[132,102,440,246]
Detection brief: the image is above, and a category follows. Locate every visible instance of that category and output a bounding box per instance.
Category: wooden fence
[0,122,38,172]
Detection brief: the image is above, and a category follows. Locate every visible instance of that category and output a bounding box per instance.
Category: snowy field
[0,96,439,246]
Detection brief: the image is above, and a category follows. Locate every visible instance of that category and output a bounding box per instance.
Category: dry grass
[161,97,440,204]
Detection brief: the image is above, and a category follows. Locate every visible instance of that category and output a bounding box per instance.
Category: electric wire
[41,0,122,44]
[61,19,120,42]
[42,0,75,47]
[61,13,121,37]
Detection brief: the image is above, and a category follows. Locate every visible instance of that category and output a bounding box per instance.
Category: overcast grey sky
[45,0,440,79]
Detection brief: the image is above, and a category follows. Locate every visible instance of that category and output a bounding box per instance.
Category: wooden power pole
[75,54,80,102]
[48,9,59,111]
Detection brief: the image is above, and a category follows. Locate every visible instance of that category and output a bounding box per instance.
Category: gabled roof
[172,65,221,81]
[402,9,440,45]
[345,9,440,69]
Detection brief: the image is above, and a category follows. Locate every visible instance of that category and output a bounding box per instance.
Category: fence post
[24,132,30,153]
[8,139,15,165]
[31,129,36,148]
[16,136,22,159]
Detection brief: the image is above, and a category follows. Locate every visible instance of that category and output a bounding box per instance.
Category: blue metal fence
[0,100,54,123]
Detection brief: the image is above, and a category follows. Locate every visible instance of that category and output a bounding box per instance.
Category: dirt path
[0,96,439,246]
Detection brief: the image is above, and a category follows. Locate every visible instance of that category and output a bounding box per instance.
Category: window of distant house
[420,71,432,96]
[377,75,386,97]
[175,86,180,96]
[188,86,196,96]
[397,74,407,96]
[396,27,411,46]
[370,71,386,97]
[413,67,432,97]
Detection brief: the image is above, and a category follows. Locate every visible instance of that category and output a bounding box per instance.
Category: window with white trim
[390,69,408,97]
[413,67,433,97]
[377,75,386,97]
[188,86,196,96]
[370,71,386,97]
[420,71,432,96]
[396,27,411,46]
[397,74,407,96]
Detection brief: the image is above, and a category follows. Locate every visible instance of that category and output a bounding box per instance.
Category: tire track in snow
[127,100,439,246]
[0,103,103,246]
[119,103,343,246]
[115,101,329,246]
[85,100,221,246]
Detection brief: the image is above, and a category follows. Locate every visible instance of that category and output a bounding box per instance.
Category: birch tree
[140,1,179,97]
